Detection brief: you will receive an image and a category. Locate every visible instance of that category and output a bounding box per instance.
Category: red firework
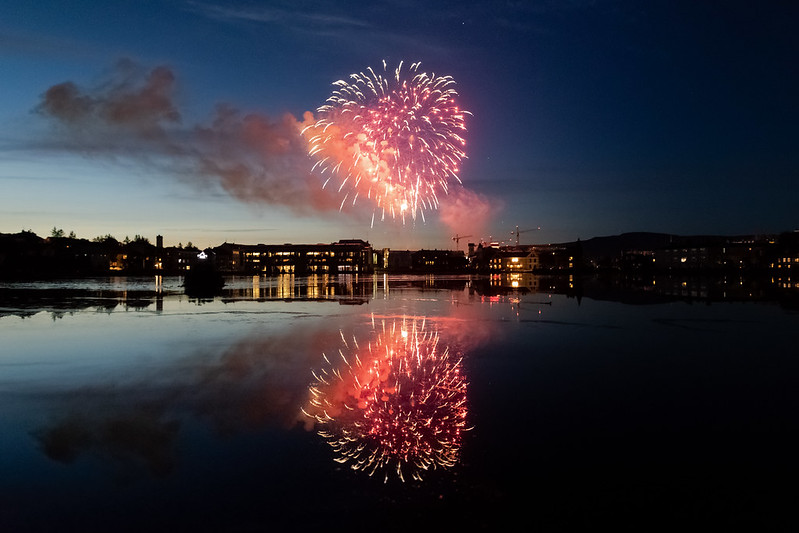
[302,61,470,225]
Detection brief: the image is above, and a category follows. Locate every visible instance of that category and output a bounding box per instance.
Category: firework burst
[302,317,470,482]
[302,61,470,226]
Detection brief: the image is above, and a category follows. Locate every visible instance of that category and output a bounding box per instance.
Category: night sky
[1,1,797,249]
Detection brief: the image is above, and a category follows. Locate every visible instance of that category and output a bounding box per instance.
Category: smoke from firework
[439,187,504,245]
[35,58,500,237]
[36,58,341,215]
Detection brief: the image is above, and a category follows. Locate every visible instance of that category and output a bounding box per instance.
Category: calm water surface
[1,275,797,531]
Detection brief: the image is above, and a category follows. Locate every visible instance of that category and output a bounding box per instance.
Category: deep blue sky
[1,0,797,249]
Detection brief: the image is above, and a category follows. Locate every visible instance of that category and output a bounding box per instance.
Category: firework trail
[302,61,470,226]
[301,316,470,482]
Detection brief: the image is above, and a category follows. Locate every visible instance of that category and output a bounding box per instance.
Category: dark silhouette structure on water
[182,252,225,297]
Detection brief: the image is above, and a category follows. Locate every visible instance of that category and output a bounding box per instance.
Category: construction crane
[513,226,541,246]
[452,234,473,249]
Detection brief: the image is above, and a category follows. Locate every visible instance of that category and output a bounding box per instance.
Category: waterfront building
[486,243,576,273]
[212,239,375,275]
[489,247,540,272]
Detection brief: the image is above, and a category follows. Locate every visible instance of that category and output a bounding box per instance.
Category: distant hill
[555,231,791,264]
[567,232,675,260]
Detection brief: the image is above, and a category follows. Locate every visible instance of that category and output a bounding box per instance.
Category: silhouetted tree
[92,234,118,244]
[50,227,65,238]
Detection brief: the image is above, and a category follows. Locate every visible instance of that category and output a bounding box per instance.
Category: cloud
[39,59,179,136]
[438,187,504,241]
[186,1,371,32]
[185,1,449,58]
[162,226,279,234]
[34,58,344,216]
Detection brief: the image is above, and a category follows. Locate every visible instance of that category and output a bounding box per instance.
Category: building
[384,249,467,273]
[489,247,540,272]
[651,235,773,273]
[212,239,375,275]
[410,249,467,272]
[487,243,577,273]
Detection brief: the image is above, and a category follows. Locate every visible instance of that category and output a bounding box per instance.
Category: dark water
[1,274,797,531]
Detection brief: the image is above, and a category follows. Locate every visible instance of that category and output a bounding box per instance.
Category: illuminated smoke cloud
[35,58,341,215]
[438,187,504,243]
[192,104,340,211]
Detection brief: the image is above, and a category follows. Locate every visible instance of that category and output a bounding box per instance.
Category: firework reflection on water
[302,315,470,482]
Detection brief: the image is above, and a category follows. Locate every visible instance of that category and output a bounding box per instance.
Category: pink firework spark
[302,61,470,226]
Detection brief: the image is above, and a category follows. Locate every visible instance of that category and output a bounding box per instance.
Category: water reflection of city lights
[302,316,470,482]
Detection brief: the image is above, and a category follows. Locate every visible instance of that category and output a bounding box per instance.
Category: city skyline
[1,1,797,249]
